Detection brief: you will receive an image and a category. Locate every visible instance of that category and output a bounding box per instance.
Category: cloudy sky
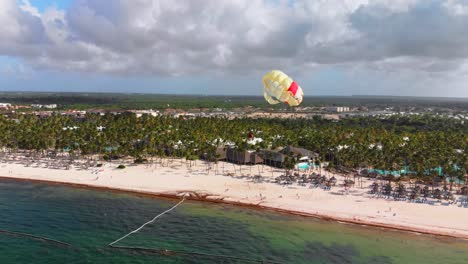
[1,0,468,97]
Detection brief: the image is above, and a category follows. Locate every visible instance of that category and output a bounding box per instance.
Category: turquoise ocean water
[0,179,467,263]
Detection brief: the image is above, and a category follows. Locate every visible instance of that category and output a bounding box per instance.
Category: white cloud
[19,0,41,17]
[0,0,468,87]
[444,0,468,15]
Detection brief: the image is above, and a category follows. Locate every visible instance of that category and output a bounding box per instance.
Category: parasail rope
[109,197,186,246]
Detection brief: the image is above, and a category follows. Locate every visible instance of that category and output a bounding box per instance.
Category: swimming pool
[296,163,311,170]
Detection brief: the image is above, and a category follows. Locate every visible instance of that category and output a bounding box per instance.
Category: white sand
[1,156,467,239]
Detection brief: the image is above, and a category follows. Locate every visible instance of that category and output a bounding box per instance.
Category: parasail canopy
[262,70,304,106]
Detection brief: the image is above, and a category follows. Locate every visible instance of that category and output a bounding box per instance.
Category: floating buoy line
[0,196,283,263]
[0,229,72,247]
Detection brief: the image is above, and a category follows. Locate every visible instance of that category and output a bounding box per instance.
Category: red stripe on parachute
[287,81,299,96]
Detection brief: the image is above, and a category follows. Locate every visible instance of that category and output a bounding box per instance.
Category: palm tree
[283,153,297,176]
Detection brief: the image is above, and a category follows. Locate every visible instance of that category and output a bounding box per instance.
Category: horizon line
[1,91,467,100]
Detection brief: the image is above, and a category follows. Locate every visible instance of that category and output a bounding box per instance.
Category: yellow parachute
[262,70,304,106]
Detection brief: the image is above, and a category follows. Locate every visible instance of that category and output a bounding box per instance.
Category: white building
[325,106,350,113]
[31,104,57,109]
[44,104,57,109]
[0,103,11,108]
[129,109,160,118]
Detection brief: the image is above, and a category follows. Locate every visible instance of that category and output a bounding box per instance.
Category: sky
[1,0,468,97]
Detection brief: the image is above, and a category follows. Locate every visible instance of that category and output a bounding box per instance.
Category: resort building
[260,146,318,168]
[128,109,160,118]
[325,106,350,112]
[280,146,319,162]
[225,148,264,165]
[201,147,228,161]
[31,104,58,109]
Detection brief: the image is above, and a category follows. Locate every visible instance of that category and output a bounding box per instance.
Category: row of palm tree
[0,112,465,191]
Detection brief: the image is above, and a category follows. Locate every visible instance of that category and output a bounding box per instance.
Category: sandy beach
[1,155,467,239]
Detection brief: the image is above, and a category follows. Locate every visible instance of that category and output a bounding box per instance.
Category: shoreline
[1,175,467,241]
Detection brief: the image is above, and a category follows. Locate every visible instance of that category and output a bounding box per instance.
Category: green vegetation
[117,164,126,169]
[1,92,467,111]
[0,112,465,188]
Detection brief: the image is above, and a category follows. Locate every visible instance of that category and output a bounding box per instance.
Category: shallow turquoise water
[0,179,467,263]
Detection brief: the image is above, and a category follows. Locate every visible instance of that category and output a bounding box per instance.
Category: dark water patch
[361,256,393,264]
[303,241,395,264]
[117,213,284,262]
[303,242,360,264]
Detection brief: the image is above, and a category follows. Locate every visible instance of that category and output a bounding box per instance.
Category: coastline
[1,158,467,240]
[2,176,467,241]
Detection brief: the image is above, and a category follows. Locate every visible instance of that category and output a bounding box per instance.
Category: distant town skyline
[1,0,468,97]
